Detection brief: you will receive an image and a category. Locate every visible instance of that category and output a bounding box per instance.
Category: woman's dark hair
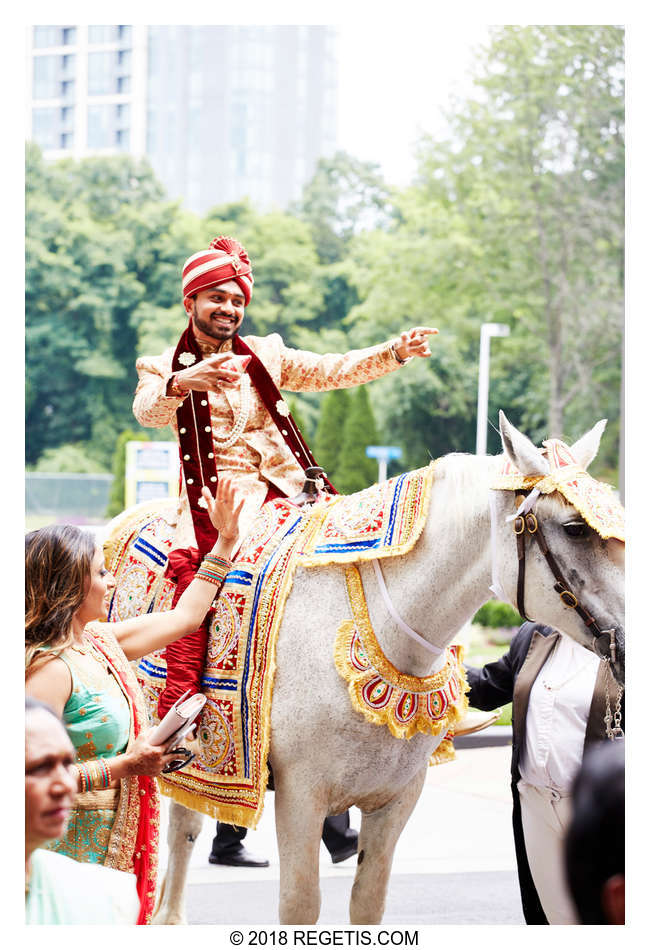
[25,525,96,675]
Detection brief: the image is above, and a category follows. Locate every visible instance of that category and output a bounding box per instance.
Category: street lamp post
[366,445,402,483]
[476,322,510,455]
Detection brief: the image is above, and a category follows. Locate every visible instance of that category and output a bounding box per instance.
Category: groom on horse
[132,235,437,863]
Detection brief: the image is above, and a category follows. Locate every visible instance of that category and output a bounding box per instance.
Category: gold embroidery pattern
[76,739,98,761]
[149,506,310,829]
[491,440,624,541]
[298,463,438,567]
[49,802,116,865]
[334,565,469,742]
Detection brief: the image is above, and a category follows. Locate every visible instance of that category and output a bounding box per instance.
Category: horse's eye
[563,521,588,538]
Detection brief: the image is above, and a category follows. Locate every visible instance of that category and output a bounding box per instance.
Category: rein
[371,560,445,661]
[511,490,624,740]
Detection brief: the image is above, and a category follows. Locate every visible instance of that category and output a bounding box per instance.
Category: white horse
[134,412,624,924]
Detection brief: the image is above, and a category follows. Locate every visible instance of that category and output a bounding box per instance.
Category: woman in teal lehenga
[25,479,243,923]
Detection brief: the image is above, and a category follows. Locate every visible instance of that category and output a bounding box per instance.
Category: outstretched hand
[394,327,439,361]
[202,476,245,542]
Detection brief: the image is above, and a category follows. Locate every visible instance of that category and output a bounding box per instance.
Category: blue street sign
[365,445,402,461]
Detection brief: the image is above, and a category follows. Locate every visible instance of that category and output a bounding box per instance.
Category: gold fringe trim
[157,778,262,829]
[299,461,439,566]
[490,467,582,494]
[490,468,624,542]
[334,565,469,742]
[342,566,462,693]
[296,498,338,554]
[429,738,456,766]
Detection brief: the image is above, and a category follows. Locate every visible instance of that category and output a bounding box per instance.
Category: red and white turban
[182,236,254,305]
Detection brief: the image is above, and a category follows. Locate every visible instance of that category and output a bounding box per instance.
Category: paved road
[186,870,523,925]
[159,743,525,925]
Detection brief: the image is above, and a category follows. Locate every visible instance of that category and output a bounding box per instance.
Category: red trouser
[157,483,285,719]
[157,546,205,719]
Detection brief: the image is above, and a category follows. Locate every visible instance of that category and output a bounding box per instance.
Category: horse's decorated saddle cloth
[490,439,624,541]
[104,499,178,621]
[135,499,304,828]
[296,463,437,566]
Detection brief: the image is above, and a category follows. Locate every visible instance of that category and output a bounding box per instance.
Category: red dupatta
[86,623,160,925]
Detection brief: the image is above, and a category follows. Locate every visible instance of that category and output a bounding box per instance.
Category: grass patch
[493,703,512,726]
[464,624,515,727]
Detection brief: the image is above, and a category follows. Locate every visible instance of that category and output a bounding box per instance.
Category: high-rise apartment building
[26,24,338,212]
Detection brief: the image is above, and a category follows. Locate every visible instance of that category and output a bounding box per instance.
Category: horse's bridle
[511,491,624,741]
[512,491,618,665]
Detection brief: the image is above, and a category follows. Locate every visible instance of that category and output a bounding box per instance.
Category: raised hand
[394,327,439,361]
[202,476,245,542]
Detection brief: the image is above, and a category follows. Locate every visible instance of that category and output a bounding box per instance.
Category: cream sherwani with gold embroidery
[133,332,403,548]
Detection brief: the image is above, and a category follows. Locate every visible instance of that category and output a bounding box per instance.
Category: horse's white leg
[152,801,203,925]
[350,767,427,924]
[274,782,326,924]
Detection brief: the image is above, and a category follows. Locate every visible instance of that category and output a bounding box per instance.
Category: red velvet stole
[172,319,336,554]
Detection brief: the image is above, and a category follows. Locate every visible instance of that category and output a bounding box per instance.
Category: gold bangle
[76,763,90,793]
[87,760,101,789]
[79,758,112,790]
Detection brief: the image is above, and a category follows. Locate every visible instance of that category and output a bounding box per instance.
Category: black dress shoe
[330,835,359,864]
[208,846,270,868]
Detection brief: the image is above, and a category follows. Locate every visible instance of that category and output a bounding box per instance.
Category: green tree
[334,388,379,493]
[25,145,194,467]
[292,152,396,335]
[32,444,108,473]
[287,399,308,436]
[292,151,395,264]
[346,26,623,476]
[417,25,624,449]
[313,389,351,480]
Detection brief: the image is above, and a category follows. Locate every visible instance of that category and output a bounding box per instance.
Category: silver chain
[603,659,624,740]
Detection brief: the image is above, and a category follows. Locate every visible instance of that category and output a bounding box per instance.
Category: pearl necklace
[209,374,251,450]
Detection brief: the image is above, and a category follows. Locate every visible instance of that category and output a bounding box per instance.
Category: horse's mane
[432,451,578,540]
[432,452,503,540]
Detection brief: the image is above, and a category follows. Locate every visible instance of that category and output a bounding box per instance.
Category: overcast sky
[336,22,492,184]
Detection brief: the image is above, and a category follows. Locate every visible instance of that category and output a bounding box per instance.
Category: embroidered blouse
[58,642,131,762]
